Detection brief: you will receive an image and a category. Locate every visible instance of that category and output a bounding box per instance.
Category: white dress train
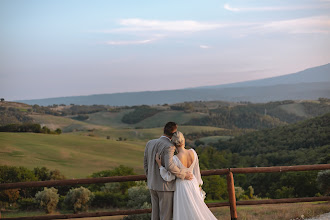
[159,149,217,220]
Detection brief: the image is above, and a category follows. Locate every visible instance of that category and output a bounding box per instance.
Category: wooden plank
[1,164,329,190]
[205,196,330,208]
[201,169,229,176]
[236,196,330,205]
[226,172,238,220]
[230,164,330,174]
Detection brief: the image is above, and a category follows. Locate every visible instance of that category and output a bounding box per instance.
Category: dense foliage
[0,123,62,134]
[194,113,330,199]
[0,107,33,125]
[185,99,330,129]
[214,112,330,166]
[0,165,136,211]
[61,104,108,115]
[122,105,162,124]
[123,181,151,220]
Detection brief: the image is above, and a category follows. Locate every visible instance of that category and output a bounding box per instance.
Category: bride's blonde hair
[171,131,185,147]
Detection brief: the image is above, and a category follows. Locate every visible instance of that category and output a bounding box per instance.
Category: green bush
[235,187,245,201]
[88,165,136,193]
[17,198,39,211]
[274,186,295,199]
[35,187,59,213]
[124,181,151,220]
[92,191,127,208]
[317,170,330,195]
[64,186,94,213]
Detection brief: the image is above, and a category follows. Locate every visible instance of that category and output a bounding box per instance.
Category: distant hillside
[213,112,330,166]
[196,63,330,89]
[185,99,330,129]
[195,113,330,200]
[17,64,330,106]
[2,99,330,131]
[17,82,330,106]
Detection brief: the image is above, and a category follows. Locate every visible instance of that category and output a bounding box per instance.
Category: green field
[199,136,232,144]
[0,123,223,178]
[0,132,146,178]
[30,114,106,132]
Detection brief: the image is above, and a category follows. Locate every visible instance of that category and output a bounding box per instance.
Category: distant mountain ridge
[195,63,330,89]
[17,64,330,106]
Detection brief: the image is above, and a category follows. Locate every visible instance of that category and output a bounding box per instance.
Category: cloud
[224,3,240,12]
[105,39,154,45]
[257,16,330,34]
[103,18,225,33]
[224,3,330,12]
[200,45,211,49]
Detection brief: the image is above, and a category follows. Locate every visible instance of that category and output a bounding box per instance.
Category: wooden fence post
[227,171,238,220]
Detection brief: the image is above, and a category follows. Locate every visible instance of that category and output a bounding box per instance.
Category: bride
[155,131,217,220]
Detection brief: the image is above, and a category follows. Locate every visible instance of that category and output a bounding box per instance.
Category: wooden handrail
[1,164,329,190]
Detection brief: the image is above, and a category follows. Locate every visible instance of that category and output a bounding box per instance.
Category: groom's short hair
[164,122,177,137]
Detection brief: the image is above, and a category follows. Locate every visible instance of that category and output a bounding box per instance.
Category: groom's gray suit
[144,136,186,220]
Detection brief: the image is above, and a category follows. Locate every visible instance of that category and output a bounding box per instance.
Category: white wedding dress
[159,149,217,220]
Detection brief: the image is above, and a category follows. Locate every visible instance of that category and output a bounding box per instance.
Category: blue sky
[1,0,330,100]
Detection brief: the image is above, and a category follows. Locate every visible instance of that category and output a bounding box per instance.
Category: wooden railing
[1,164,330,220]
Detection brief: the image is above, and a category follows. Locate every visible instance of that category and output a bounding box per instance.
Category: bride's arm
[156,153,176,182]
[193,150,203,186]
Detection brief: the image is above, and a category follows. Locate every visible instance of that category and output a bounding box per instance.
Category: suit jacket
[144,136,186,191]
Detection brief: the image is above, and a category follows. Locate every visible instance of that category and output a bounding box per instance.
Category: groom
[144,122,193,220]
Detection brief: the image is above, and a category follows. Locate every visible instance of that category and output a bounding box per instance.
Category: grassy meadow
[0,132,146,178]
[0,106,224,178]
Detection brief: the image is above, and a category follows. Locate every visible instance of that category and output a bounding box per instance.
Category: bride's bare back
[176,149,195,168]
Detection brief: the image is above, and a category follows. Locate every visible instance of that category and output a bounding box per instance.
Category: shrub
[317,170,330,195]
[88,166,136,193]
[124,181,151,220]
[235,187,245,201]
[64,186,94,213]
[91,191,127,208]
[274,186,295,199]
[0,188,20,204]
[17,198,39,211]
[35,187,59,213]
[55,128,62,134]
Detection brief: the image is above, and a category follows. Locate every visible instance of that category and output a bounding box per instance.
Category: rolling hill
[16,64,330,106]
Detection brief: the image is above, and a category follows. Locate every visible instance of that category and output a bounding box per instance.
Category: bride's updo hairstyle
[171,131,185,147]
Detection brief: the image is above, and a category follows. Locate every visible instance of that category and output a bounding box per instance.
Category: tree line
[0,123,62,134]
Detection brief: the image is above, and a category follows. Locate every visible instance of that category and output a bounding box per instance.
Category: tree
[0,98,4,102]
[55,128,62,134]
[50,169,65,180]
[34,167,51,181]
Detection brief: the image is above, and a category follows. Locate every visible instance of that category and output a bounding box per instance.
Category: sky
[1,0,330,101]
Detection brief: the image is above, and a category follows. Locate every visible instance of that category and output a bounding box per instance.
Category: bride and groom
[144,122,217,220]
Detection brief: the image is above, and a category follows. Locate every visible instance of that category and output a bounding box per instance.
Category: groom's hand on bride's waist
[184,172,193,180]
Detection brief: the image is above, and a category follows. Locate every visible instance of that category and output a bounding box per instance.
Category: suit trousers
[149,189,174,220]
